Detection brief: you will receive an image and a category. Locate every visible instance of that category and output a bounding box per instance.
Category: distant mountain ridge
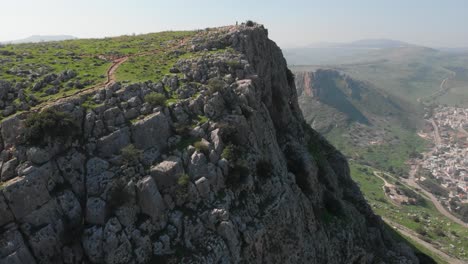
[1,35,76,44]
[295,69,421,133]
[305,38,414,49]
[283,39,428,65]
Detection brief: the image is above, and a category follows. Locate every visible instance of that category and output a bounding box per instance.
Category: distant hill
[1,35,76,44]
[284,39,418,65]
[306,39,413,49]
[287,41,468,107]
[294,69,426,176]
[295,69,420,133]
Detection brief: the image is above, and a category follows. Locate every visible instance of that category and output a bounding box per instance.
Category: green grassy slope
[0,30,197,117]
[351,162,468,262]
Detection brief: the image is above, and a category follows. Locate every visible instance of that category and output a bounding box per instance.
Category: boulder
[188,151,208,179]
[210,128,224,154]
[203,93,225,119]
[103,218,132,264]
[140,148,160,167]
[0,194,13,227]
[131,112,170,151]
[150,156,184,190]
[82,226,103,263]
[2,174,50,220]
[97,128,130,158]
[86,197,107,225]
[1,158,18,181]
[136,176,166,226]
[27,224,61,263]
[0,228,36,264]
[103,106,125,127]
[57,150,86,198]
[26,147,51,165]
[1,115,21,148]
[86,157,109,177]
[57,191,82,227]
[195,177,210,198]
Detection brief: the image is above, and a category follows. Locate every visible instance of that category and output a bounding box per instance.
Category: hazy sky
[1,0,467,48]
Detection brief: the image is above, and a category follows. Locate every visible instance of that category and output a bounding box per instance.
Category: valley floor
[350,162,468,262]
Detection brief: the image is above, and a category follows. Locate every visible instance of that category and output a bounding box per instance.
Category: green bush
[207,78,225,94]
[24,109,78,145]
[144,92,166,106]
[221,144,238,161]
[177,173,190,186]
[193,140,210,154]
[416,227,427,236]
[121,144,141,163]
[433,226,445,237]
[226,60,242,69]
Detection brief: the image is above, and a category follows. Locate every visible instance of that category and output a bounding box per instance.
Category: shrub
[416,227,427,236]
[177,173,190,186]
[433,226,445,237]
[226,60,242,69]
[121,144,141,163]
[221,144,238,161]
[245,20,255,27]
[24,109,78,145]
[144,92,166,106]
[207,78,225,94]
[193,140,210,155]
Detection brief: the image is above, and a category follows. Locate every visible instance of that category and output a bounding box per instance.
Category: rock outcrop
[0,24,429,264]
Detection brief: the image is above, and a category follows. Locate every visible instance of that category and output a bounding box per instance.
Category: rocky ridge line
[0,24,428,264]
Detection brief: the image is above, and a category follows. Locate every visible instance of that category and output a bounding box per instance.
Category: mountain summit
[0,24,430,263]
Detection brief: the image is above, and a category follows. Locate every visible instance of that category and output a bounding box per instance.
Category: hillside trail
[383,218,466,264]
[372,171,402,207]
[19,35,193,115]
[417,73,455,104]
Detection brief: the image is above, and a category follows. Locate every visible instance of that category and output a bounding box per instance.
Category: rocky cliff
[295,69,421,134]
[0,24,427,263]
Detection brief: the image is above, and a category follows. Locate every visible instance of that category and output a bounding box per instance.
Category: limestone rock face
[150,156,184,189]
[136,176,167,226]
[0,24,426,264]
[131,112,170,151]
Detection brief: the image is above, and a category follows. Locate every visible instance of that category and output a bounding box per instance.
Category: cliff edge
[0,24,427,263]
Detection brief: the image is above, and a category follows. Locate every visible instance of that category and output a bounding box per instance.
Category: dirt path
[105,56,129,86]
[418,74,454,104]
[28,56,130,111]
[383,218,466,264]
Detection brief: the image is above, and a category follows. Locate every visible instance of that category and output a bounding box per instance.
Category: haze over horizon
[1,0,468,48]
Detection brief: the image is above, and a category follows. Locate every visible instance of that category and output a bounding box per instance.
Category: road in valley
[403,166,468,227]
